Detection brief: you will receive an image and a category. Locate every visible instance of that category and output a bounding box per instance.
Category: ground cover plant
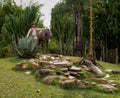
[0,57,120,98]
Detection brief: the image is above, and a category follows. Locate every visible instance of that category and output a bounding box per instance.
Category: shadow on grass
[7,56,23,63]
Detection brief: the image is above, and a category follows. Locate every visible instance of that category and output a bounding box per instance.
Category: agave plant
[15,36,38,58]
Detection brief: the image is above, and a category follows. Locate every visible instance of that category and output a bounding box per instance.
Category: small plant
[55,68,65,76]
[51,77,59,85]
[60,80,76,89]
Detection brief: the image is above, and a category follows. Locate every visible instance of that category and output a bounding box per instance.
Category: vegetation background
[0,0,120,97]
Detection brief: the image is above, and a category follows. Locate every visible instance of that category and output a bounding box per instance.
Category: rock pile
[15,54,117,91]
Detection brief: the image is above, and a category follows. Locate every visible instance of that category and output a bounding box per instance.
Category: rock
[41,55,48,61]
[29,59,35,62]
[98,84,116,91]
[49,61,54,65]
[69,66,81,72]
[112,70,120,74]
[103,74,110,79]
[29,59,39,69]
[91,82,97,85]
[49,65,56,69]
[60,79,76,85]
[59,55,63,58]
[78,72,83,75]
[51,57,55,60]
[22,64,29,69]
[53,60,72,68]
[34,59,40,63]
[68,75,75,79]
[59,76,69,82]
[39,61,51,65]
[109,80,114,83]
[43,76,58,84]
[91,78,109,84]
[15,63,29,71]
[111,84,117,87]
[60,68,68,72]
[106,69,112,72]
[37,89,40,93]
[32,62,39,69]
[25,70,32,75]
[76,80,88,88]
[69,71,79,77]
[40,69,53,75]
[64,72,70,76]
[59,75,75,81]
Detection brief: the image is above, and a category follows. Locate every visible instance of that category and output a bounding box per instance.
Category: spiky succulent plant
[15,36,38,58]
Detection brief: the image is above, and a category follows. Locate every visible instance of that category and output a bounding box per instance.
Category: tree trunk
[79,59,104,77]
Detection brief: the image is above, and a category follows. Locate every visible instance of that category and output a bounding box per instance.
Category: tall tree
[93,0,120,62]
[51,2,74,55]
[0,0,23,46]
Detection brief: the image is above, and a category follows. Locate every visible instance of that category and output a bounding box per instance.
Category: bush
[0,47,12,57]
[49,39,60,54]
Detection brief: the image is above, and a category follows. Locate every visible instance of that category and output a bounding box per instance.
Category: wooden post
[85,41,87,55]
[115,48,118,64]
[89,0,93,56]
[103,47,105,61]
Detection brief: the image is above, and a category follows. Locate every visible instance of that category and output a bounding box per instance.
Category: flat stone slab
[52,60,73,67]
[112,70,120,74]
[98,84,116,91]
[69,66,81,71]
[91,78,109,84]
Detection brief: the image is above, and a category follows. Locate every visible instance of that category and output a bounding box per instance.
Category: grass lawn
[0,57,120,98]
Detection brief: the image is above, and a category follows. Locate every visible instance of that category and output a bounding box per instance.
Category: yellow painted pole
[89,0,93,55]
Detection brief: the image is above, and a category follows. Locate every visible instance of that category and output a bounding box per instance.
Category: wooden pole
[89,0,93,56]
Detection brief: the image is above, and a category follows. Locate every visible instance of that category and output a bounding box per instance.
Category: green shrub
[49,39,60,54]
[0,47,12,57]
